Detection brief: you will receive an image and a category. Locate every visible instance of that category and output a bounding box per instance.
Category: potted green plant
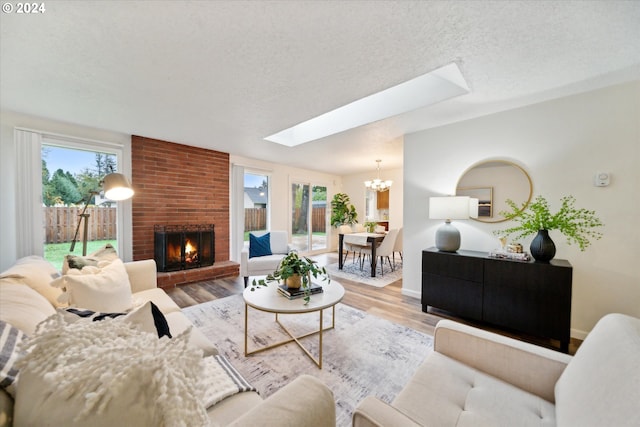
[251,252,330,304]
[330,193,358,228]
[495,195,603,261]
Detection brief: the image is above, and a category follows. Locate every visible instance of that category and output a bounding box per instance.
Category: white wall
[403,81,640,338]
[0,110,131,271]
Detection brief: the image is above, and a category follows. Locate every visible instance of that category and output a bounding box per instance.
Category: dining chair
[338,225,354,264]
[393,227,403,268]
[359,228,399,276]
[341,224,367,265]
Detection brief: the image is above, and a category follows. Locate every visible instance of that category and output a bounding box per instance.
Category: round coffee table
[243,279,345,369]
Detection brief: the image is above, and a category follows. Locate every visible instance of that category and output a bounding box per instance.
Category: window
[243,172,269,241]
[13,128,131,264]
[41,145,121,268]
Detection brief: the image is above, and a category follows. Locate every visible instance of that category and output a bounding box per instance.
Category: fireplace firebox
[154,224,215,272]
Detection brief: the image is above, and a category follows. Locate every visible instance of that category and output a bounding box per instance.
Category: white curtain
[230,164,245,262]
[15,129,44,258]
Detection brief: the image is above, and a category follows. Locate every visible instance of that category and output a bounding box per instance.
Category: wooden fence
[45,206,327,243]
[44,206,117,244]
[244,207,326,232]
[244,208,267,231]
[311,207,326,232]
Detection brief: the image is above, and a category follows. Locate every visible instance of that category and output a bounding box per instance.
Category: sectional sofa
[0,255,335,426]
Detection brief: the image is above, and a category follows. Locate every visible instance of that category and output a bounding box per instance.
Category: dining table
[338,232,386,277]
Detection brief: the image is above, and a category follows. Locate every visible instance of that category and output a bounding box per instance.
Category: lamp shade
[103,173,134,201]
[468,198,479,219]
[429,196,471,220]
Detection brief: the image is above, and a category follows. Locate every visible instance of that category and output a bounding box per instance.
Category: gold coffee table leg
[245,305,336,368]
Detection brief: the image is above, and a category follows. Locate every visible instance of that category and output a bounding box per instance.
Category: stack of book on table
[488,250,531,262]
[278,283,324,300]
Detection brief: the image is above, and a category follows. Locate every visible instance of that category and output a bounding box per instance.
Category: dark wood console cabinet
[422,248,572,352]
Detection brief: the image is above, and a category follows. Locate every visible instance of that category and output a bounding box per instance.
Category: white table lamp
[429,196,478,252]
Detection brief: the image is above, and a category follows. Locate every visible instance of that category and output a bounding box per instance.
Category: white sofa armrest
[124,259,158,293]
[434,319,572,402]
[353,396,421,427]
[240,246,250,277]
[229,375,335,427]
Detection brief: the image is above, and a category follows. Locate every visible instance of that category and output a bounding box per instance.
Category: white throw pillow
[0,280,56,335]
[0,255,63,307]
[51,258,133,312]
[62,243,119,274]
[59,301,172,339]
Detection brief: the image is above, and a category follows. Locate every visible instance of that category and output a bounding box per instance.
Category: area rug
[324,259,402,287]
[183,294,432,427]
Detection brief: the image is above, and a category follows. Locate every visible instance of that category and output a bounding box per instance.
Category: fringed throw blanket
[17,312,256,427]
[202,355,257,408]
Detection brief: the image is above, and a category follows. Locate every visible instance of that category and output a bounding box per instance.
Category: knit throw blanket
[17,313,255,426]
[202,354,257,408]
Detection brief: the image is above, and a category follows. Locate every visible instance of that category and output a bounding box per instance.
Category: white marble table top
[243,279,344,314]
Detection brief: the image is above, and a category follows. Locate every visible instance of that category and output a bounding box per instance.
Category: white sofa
[353,313,640,427]
[0,256,335,427]
[240,230,291,286]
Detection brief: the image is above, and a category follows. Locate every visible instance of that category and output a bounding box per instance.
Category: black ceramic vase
[530,229,556,262]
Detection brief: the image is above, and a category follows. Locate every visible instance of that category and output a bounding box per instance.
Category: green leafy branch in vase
[495,195,604,251]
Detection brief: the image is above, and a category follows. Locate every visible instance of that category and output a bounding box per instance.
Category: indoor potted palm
[330,193,358,228]
[496,195,603,261]
[251,252,330,304]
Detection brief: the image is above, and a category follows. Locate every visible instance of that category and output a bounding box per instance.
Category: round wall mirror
[456,160,533,223]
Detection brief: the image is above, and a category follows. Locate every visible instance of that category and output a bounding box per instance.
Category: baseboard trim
[571,328,589,340]
[401,288,421,299]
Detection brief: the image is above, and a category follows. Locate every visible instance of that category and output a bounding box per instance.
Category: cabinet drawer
[422,251,484,282]
[422,273,483,320]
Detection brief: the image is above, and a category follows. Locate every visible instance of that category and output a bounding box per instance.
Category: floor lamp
[69,172,134,256]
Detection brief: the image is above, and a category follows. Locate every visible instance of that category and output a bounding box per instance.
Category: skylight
[265,62,470,147]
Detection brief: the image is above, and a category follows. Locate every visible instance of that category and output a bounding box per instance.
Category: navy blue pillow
[249,232,272,258]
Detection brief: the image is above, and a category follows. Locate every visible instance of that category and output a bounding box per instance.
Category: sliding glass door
[290,182,327,253]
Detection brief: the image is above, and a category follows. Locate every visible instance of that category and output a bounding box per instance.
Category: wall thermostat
[594,171,610,187]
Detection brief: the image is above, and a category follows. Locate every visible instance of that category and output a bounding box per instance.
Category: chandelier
[364,160,393,192]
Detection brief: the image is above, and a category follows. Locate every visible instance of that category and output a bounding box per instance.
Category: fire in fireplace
[154,224,215,272]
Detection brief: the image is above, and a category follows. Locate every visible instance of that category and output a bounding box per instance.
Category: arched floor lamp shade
[70,172,135,256]
[103,172,135,201]
[429,196,478,252]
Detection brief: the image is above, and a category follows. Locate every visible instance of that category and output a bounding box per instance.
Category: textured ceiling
[1,1,639,175]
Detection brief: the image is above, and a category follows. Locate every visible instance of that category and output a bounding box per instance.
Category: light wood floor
[164,252,581,354]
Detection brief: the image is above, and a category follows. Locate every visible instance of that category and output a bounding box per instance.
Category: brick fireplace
[131,135,238,287]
